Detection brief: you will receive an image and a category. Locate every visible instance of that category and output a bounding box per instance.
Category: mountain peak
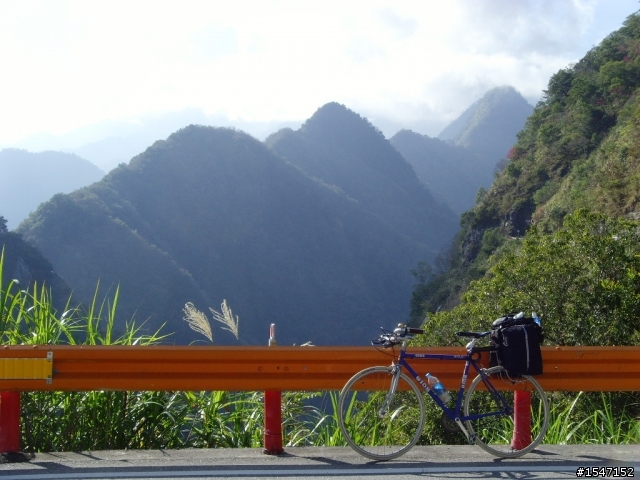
[301,102,384,141]
[437,86,533,160]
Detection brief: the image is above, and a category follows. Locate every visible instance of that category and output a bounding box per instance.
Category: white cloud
[0,0,637,145]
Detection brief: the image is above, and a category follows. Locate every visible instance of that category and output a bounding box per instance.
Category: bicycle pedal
[441,412,459,433]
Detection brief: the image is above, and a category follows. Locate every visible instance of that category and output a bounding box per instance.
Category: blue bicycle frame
[393,346,514,443]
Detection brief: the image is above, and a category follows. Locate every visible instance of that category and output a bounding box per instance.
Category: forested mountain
[0,215,71,309]
[438,86,534,162]
[265,102,458,249]
[17,118,457,346]
[0,149,104,229]
[389,131,490,214]
[413,12,640,317]
[390,87,533,214]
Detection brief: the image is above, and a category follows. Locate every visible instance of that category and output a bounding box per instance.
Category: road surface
[1,445,638,480]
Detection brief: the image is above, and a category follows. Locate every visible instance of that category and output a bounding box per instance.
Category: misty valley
[1,87,530,346]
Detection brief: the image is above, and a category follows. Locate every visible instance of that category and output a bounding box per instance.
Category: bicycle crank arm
[454,418,473,444]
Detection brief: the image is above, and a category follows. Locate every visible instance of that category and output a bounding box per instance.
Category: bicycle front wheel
[338,366,425,461]
[463,366,549,458]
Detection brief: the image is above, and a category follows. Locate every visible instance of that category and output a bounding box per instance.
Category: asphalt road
[1,445,638,480]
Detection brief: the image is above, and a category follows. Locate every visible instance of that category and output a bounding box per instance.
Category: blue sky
[1,0,638,149]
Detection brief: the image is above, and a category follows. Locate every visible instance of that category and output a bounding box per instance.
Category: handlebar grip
[407,328,424,335]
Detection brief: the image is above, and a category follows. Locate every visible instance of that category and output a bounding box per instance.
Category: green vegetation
[4,12,640,453]
[3,227,639,451]
[412,11,640,317]
[0,217,72,314]
[545,392,640,445]
[410,209,640,446]
[416,210,640,347]
[1,249,344,451]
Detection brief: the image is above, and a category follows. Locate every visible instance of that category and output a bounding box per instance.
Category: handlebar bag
[491,317,543,376]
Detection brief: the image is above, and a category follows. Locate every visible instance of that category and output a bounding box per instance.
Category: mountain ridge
[18,116,456,345]
[438,86,533,162]
[390,87,533,214]
[266,102,458,251]
[0,149,104,229]
[411,11,640,315]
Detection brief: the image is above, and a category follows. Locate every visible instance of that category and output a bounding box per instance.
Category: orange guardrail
[1,345,639,392]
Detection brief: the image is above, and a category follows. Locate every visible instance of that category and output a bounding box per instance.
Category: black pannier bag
[490,313,543,376]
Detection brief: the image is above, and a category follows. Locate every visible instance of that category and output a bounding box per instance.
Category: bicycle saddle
[455,331,490,338]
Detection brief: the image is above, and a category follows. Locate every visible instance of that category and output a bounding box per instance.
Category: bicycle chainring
[441,411,459,433]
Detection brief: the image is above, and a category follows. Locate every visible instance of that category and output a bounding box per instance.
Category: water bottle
[532,312,541,327]
[426,373,451,403]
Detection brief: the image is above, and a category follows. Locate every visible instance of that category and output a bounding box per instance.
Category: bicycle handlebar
[371,325,425,348]
[372,325,491,350]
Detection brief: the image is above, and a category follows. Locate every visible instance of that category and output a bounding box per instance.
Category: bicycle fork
[378,363,401,417]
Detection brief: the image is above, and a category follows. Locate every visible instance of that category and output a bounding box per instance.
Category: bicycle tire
[338,366,425,461]
[463,366,549,458]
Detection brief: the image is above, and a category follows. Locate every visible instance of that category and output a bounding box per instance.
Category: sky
[1,0,639,151]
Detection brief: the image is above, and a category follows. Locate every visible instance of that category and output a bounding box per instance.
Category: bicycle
[337,324,549,461]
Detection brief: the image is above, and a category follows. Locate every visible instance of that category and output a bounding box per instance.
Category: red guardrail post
[263,324,283,455]
[0,391,21,453]
[511,390,532,450]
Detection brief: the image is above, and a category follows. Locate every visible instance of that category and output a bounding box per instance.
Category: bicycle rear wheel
[463,366,549,458]
[338,366,425,461]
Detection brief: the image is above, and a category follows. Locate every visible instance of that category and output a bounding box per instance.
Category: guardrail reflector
[0,352,52,383]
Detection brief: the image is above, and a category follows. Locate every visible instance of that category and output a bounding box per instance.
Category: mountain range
[0,149,104,230]
[15,105,460,345]
[3,87,535,345]
[391,86,533,214]
[2,87,531,229]
[413,11,640,314]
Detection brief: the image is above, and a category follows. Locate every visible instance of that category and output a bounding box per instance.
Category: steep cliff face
[412,12,640,315]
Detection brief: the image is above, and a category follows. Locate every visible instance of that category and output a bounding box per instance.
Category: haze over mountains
[265,103,456,248]
[0,149,105,230]
[8,109,303,174]
[2,89,533,346]
[437,86,534,160]
[411,11,640,316]
[15,105,462,345]
[3,9,640,352]
[391,86,533,213]
[3,87,531,229]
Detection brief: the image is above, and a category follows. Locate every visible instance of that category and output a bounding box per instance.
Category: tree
[0,215,7,234]
[419,210,640,347]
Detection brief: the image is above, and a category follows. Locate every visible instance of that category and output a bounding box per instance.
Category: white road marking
[2,464,631,479]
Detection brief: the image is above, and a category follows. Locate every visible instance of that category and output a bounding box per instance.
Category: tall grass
[2,249,638,451]
[545,391,640,445]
